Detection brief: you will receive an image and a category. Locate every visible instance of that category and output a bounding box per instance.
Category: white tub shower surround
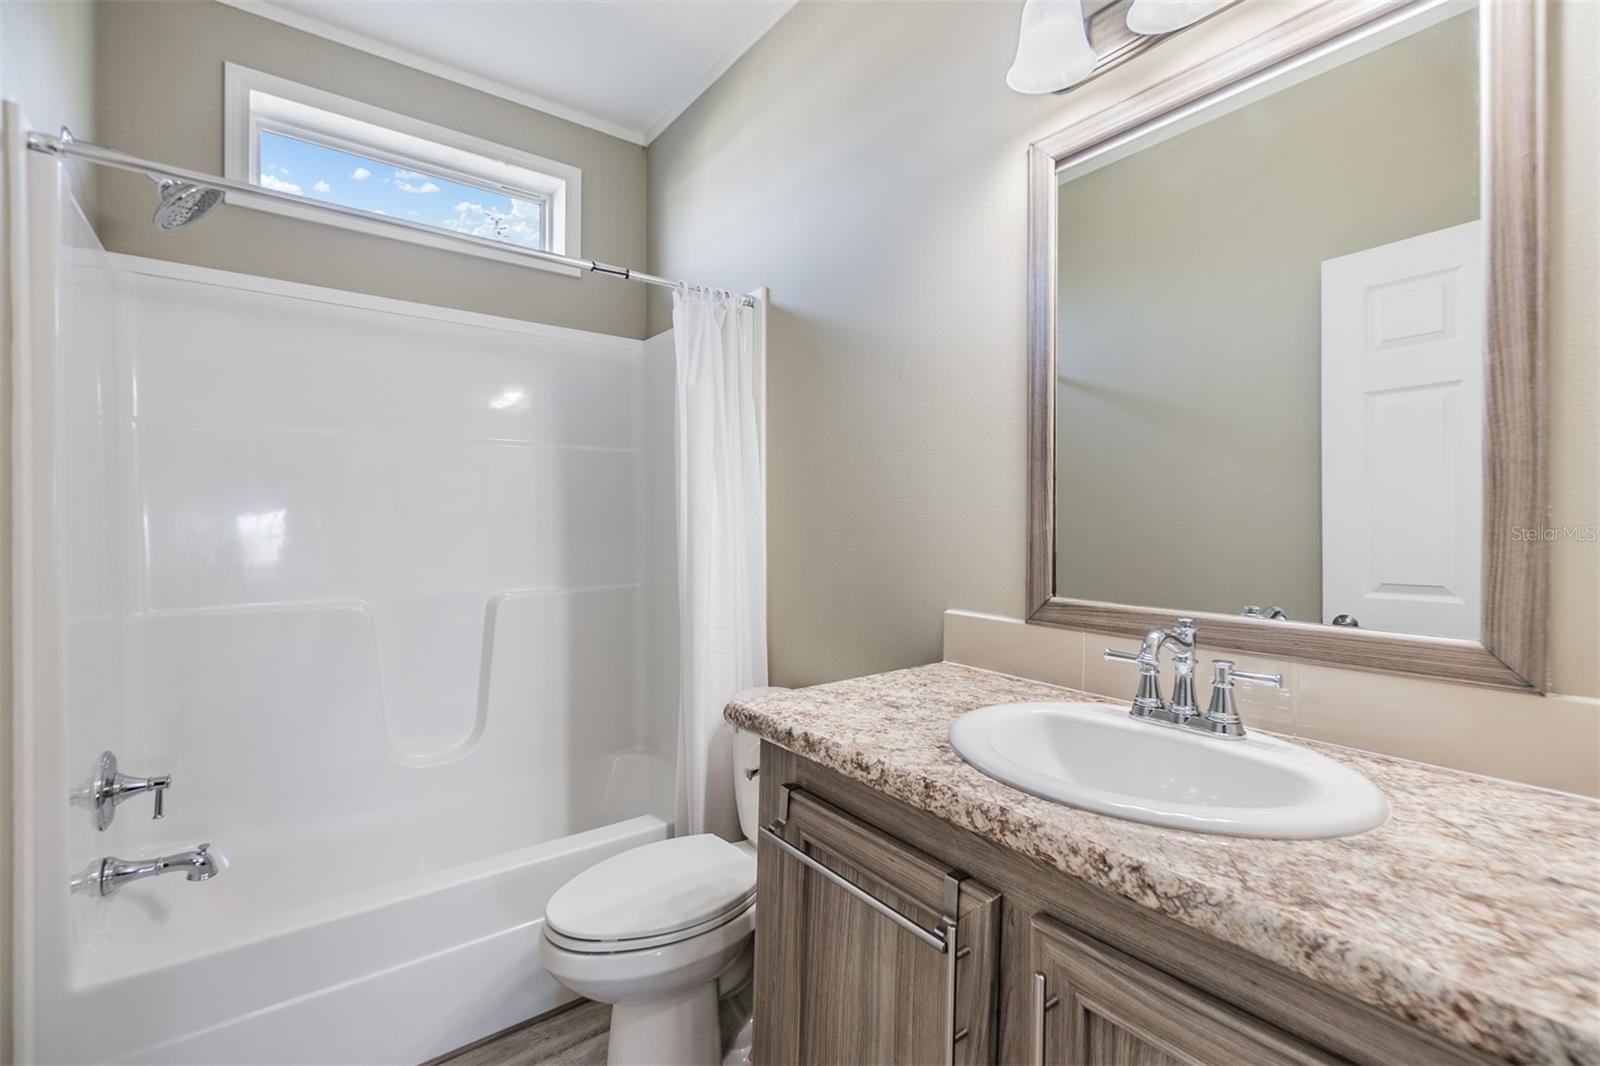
[11,147,680,1063]
[673,286,768,838]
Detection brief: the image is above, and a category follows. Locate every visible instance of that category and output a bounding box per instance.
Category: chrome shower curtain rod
[26,130,756,308]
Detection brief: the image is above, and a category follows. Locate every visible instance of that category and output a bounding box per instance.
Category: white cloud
[312,180,331,194]
[393,168,424,180]
[440,196,542,248]
[350,167,371,181]
[259,174,302,195]
[396,179,440,194]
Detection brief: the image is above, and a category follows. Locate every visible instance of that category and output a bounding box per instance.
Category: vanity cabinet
[754,789,1002,1064]
[753,743,1493,1066]
[1029,915,1335,1066]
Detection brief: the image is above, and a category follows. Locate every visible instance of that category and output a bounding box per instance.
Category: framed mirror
[1027,0,1546,690]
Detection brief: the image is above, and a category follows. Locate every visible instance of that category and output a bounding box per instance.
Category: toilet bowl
[539,835,756,1065]
[540,705,778,1065]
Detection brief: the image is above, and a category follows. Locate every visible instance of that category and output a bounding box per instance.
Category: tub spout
[73,843,218,897]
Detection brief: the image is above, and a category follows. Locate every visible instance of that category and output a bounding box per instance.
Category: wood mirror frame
[1026,0,1547,691]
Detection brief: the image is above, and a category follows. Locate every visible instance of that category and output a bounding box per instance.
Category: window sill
[220,190,581,276]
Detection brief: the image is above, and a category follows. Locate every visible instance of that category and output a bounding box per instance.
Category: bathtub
[13,157,681,1064]
[47,816,668,1065]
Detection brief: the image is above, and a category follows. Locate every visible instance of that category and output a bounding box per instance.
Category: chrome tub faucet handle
[76,750,171,830]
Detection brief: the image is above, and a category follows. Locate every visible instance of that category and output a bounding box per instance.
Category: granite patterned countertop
[725,663,1600,1065]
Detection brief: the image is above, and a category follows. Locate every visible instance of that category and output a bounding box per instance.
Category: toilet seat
[545,895,755,953]
[543,835,756,954]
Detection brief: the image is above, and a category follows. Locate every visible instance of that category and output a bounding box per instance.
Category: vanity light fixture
[1125,0,1229,36]
[1007,0,1097,94]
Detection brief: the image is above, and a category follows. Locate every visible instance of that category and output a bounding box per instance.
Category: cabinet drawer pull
[1031,971,1060,1066]
[759,825,948,951]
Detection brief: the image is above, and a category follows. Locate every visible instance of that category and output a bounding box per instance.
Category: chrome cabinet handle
[759,825,948,950]
[941,868,967,1066]
[1031,971,1059,1066]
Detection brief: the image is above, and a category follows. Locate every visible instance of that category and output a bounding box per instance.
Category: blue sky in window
[258,130,546,250]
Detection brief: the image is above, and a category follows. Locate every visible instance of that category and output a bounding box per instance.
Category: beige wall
[647,0,1598,700]
[94,0,648,338]
[1,0,98,212]
[1055,11,1478,623]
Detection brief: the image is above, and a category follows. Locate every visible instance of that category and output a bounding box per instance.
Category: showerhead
[152,179,222,231]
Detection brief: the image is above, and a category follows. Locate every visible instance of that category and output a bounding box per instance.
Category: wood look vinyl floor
[432,1000,610,1066]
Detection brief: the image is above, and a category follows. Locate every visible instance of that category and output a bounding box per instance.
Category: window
[223,64,581,272]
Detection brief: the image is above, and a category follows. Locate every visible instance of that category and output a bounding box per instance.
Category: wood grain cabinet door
[754,789,1002,1066]
[1028,914,1344,1066]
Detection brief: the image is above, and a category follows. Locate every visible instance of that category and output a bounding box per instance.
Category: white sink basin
[948,701,1388,839]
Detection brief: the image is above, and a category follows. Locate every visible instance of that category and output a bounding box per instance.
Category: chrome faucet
[1103,618,1197,723]
[72,843,218,897]
[1103,620,1284,739]
[1168,646,1202,725]
[1196,660,1284,739]
[76,751,171,830]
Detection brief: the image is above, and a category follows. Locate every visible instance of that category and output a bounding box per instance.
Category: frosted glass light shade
[1007,0,1097,95]
[1125,0,1229,35]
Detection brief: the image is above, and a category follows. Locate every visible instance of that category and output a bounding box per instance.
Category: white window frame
[223,64,582,275]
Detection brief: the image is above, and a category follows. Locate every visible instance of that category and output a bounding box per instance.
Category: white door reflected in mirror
[1320,221,1484,639]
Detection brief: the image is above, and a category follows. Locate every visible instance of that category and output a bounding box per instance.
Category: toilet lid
[545,834,756,943]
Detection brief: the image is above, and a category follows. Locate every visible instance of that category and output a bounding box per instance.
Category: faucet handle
[1200,660,1283,739]
[1104,648,1164,718]
[1210,659,1284,689]
[81,752,172,830]
[1230,666,1284,688]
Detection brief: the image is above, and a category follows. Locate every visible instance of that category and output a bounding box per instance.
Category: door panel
[754,790,1001,1065]
[1320,221,1484,638]
[1029,914,1340,1066]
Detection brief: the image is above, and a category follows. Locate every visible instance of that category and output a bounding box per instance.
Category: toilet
[539,722,768,1066]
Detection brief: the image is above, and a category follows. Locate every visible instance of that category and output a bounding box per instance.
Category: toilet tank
[730,687,787,844]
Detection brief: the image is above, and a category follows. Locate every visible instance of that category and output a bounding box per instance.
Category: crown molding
[215,0,651,145]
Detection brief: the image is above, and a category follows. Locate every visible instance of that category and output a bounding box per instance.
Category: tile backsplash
[943,610,1600,797]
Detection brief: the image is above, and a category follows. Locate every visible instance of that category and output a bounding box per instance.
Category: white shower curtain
[673,286,767,840]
